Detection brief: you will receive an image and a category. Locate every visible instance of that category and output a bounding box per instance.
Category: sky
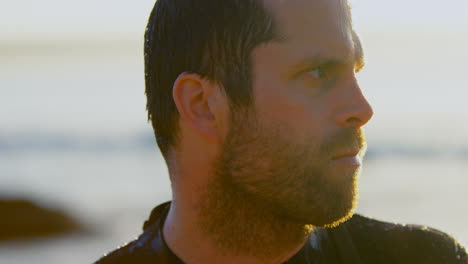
[1,0,467,42]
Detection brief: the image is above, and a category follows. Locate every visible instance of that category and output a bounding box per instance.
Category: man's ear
[172,72,222,143]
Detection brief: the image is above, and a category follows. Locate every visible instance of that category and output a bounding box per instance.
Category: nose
[335,80,374,128]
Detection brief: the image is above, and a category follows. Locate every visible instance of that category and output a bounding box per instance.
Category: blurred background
[1,0,467,263]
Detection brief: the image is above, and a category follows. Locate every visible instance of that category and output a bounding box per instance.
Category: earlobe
[172,73,220,143]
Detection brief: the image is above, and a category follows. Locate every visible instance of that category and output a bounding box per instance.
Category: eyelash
[305,63,358,81]
[306,66,328,79]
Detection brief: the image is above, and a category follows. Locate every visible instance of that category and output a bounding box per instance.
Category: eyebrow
[289,38,366,77]
[353,36,366,72]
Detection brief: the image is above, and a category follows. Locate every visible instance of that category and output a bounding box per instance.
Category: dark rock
[0,199,81,241]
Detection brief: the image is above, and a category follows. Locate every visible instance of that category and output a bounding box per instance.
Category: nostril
[346,117,362,127]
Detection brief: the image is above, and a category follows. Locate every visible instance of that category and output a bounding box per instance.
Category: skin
[163,0,374,263]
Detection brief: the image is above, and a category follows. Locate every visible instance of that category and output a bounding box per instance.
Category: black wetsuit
[95,202,467,264]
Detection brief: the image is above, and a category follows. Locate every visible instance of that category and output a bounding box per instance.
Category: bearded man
[95,0,467,263]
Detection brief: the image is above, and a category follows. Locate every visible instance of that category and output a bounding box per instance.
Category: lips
[331,150,360,160]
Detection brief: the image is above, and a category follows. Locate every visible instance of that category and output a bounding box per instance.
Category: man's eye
[306,67,326,79]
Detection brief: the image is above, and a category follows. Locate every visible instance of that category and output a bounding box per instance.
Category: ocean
[1,31,467,263]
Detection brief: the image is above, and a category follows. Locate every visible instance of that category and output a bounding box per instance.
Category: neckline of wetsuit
[144,202,363,264]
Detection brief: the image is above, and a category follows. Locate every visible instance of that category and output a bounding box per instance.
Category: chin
[318,169,360,227]
[304,198,357,228]
[284,174,359,228]
[317,204,357,228]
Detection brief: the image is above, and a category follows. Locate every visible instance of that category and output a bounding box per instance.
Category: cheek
[253,78,329,141]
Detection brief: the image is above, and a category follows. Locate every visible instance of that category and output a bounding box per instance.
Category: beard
[198,107,366,258]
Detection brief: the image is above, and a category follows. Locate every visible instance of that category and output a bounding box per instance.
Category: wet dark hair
[144,0,277,158]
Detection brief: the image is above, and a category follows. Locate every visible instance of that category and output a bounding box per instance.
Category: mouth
[331,149,362,167]
[331,149,361,160]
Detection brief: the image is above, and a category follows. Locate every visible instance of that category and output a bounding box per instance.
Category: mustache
[321,128,366,157]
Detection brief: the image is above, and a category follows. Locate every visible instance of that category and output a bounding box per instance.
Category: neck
[163,178,312,264]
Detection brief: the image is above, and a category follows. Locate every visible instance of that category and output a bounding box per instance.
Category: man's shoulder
[344,214,468,264]
[94,231,163,264]
[95,202,174,264]
[94,240,149,264]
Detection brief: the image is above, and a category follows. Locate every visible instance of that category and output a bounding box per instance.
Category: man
[96,0,467,263]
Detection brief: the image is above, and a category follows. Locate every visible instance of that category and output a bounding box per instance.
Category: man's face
[215,0,373,227]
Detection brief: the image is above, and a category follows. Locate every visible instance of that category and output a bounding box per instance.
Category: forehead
[264,0,352,37]
[261,0,358,65]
